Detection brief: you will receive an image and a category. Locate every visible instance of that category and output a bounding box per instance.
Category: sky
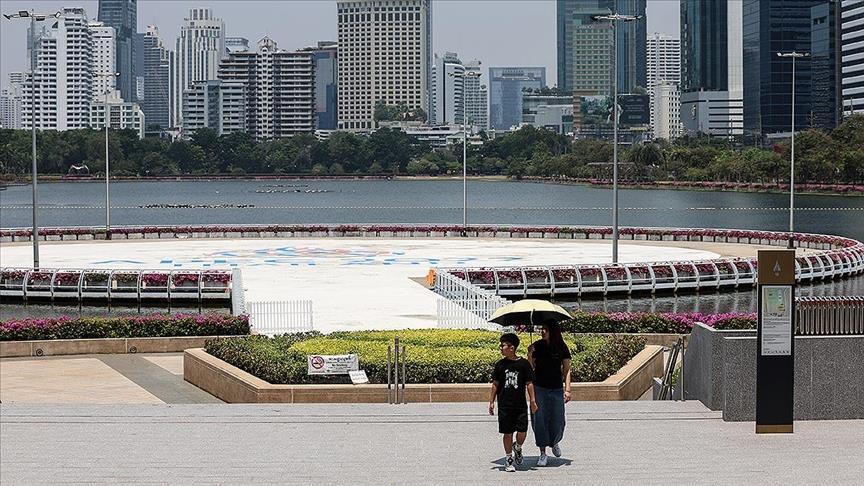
[0,0,681,88]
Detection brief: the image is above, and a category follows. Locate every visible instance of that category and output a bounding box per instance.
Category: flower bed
[561,311,756,334]
[204,329,646,385]
[0,314,249,341]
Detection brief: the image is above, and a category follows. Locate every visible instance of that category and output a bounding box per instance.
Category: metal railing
[796,296,864,336]
[436,298,503,330]
[433,270,509,329]
[246,299,314,336]
[0,267,233,303]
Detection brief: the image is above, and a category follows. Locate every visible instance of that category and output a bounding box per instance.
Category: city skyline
[0,0,681,90]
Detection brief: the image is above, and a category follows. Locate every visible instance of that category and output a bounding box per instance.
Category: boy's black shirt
[492,357,534,410]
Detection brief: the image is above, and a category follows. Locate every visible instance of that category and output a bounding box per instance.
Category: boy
[489,333,538,472]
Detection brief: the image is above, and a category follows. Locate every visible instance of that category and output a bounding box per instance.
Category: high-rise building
[841,0,864,116]
[142,25,171,129]
[0,88,23,129]
[647,33,681,137]
[134,32,145,102]
[90,22,117,99]
[430,52,465,126]
[302,41,338,130]
[743,0,825,136]
[183,80,246,136]
[216,37,316,139]
[226,37,251,53]
[90,90,146,138]
[97,0,136,102]
[653,82,681,140]
[809,2,842,129]
[680,0,744,137]
[8,72,27,90]
[171,8,226,128]
[557,0,647,94]
[336,0,431,131]
[522,90,573,134]
[463,60,488,131]
[488,67,546,131]
[22,8,94,130]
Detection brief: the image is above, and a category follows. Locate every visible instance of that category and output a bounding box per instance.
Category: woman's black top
[530,339,572,389]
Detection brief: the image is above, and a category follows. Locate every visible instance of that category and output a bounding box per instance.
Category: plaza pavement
[0,237,761,332]
[1,401,862,484]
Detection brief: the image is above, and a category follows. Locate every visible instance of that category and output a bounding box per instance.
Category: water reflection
[1,302,231,320]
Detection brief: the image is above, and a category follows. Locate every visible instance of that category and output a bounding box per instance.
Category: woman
[527,321,572,466]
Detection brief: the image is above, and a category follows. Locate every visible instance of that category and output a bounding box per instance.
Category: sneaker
[513,442,523,465]
[551,443,562,458]
[505,456,516,472]
[537,453,548,467]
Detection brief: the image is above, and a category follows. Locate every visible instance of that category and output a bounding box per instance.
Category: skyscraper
[302,41,339,130]
[743,0,824,136]
[182,80,246,136]
[647,32,681,137]
[171,8,226,128]
[0,87,23,129]
[557,0,647,94]
[336,0,431,131]
[89,22,117,98]
[841,0,864,116]
[97,0,136,102]
[142,25,170,129]
[809,1,841,130]
[463,60,488,131]
[216,37,316,139]
[488,67,546,131]
[430,52,465,126]
[680,0,743,137]
[22,8,94,130]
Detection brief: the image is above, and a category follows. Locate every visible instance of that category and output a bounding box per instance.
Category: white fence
[436,298,503,330]
[434,271,509,330]
[246,300,314,336]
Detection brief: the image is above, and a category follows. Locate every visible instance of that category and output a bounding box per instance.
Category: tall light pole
[3,9,62,269]
[448,70,482,231]
[594,12,641,264]
[777,51,809,250]
[95,72,120,239]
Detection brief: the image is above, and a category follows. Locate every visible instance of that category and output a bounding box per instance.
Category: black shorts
[498,408,529,434]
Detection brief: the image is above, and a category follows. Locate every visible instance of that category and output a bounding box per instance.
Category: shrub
[0,314,250,341]
[559,311,756,334]
[204,329,647,385]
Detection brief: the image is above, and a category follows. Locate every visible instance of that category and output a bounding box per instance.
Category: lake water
[2,179,862,316]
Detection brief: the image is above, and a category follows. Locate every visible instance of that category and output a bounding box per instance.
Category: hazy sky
[0,0,680,88]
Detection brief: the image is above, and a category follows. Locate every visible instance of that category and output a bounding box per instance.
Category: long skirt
[531,385,566,448]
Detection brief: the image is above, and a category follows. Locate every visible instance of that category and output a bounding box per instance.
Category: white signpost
[307,354,359,375]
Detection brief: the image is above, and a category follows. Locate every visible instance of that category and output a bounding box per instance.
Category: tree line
[0,114,861,184]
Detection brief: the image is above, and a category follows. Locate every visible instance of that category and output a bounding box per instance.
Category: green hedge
[560,312,757,334]
[204,329,647,385]
[0,314,249,341]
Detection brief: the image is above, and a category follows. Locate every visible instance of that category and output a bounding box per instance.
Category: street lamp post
[3,9,62,269]
[777,51,809,250]
[594,12,641,264]
[94,72,120,239]
[448,70,482,231]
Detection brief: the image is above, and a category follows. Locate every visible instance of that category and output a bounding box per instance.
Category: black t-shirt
[530,339,572,389]
[492,357,535,410]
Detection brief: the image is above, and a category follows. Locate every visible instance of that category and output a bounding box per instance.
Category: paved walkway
[1,401,861,484]
[0,354,220,404]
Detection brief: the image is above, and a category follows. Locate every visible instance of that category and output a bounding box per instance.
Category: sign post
[756,249,796,434]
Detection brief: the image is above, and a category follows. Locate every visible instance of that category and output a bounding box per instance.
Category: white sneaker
[551,443,562,457]
[505,456,516,472]
[513,442,523,465]
[537,453,548,467]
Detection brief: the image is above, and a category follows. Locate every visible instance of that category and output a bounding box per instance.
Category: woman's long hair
[543,321,568,357]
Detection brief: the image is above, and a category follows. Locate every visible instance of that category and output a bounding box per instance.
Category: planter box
[182,345,664,404]
[0,335,244,358]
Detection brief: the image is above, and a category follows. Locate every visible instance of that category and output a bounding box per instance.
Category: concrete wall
[684,323,864,421]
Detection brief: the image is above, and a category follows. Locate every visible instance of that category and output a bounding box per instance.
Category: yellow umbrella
[489,299,572,327]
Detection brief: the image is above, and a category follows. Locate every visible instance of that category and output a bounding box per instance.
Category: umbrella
[488,299,572,327]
